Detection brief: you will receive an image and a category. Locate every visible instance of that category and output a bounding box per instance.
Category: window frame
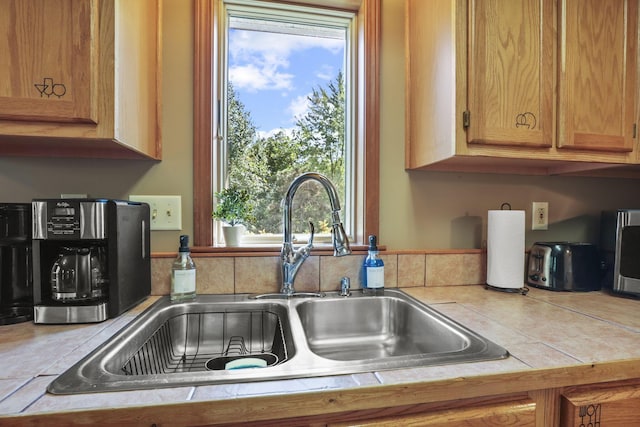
[193,0,379,249]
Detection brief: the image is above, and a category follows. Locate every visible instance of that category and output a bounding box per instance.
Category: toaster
[527,242,602,291]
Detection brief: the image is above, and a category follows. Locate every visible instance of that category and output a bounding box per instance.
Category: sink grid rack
[121,310,289,375]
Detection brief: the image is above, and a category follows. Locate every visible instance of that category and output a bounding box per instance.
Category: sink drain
[205,353,278,370]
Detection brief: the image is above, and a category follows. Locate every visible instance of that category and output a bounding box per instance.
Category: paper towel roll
[487,210,525,289]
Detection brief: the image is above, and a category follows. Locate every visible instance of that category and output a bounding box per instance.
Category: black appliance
[32,199,150,324]
[0,203,33,325]
[527,242,602,292]
[600,209,640,297]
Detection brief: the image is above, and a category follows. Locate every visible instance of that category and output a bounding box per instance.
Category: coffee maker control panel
[33,199,107,240]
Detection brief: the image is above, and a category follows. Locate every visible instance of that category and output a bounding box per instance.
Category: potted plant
[212,185,255,246]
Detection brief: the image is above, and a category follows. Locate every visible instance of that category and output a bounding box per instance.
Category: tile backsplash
[150,250,487,296]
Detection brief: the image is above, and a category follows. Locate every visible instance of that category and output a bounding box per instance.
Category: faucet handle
[295,222,315,260]
[306,221,315,247]
[340,277,351,296]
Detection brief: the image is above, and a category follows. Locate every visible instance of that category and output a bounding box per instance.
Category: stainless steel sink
[48,289,508,394]
[296,297,471,361]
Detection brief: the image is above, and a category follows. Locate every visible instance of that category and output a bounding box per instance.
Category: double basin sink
[49,289,508,394]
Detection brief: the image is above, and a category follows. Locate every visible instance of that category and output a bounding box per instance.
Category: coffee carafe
[50,246,107,302]
[32,199,150,324]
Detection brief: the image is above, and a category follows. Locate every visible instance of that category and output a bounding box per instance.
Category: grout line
[423,253,427,287]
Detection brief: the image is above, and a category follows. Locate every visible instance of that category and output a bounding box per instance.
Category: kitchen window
[193,0,380,248]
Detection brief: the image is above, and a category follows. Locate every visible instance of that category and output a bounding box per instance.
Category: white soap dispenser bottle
[171,235,196,302]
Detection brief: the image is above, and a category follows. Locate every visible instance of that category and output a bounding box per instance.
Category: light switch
[129,195,182,231]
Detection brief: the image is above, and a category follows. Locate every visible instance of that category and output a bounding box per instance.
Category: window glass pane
[221,3,352,241]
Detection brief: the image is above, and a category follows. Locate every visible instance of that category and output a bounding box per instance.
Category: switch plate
[129,195,182,231]
[532,202,548,230]
[60,193,88,199]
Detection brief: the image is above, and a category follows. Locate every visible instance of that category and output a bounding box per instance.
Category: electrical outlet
[532,202,548,230]
[129,195,182,231]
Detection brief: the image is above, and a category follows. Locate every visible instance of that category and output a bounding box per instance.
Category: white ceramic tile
[507,342,581,369]
[192,374,372,401]
[42,315,139,375]
[0,378,31,406]
[432,303,533,347]
[0,376,51,415]
[374,357,528,385]
[26,385,194,414]
[0,323,113,379]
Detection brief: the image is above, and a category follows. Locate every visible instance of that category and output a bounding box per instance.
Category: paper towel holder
[485,283,529,295]
[485,202,529,295]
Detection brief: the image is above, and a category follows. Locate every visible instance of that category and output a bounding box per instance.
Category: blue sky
[228,28,345,138]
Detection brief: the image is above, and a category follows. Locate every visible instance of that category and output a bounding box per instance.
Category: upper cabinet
[405,0,639,175]
[0,0,161,160]
[558,0,637,153]
[467,0,554,150]
[0,0,97,125]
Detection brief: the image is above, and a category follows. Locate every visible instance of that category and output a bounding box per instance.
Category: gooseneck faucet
[281,172,351,296]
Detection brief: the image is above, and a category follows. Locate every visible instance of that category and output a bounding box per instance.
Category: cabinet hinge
[463,110,470,129]
[634,123,637,139]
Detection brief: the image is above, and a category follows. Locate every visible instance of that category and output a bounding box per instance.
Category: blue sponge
[224,357,268,370]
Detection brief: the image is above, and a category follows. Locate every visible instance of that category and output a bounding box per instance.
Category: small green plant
[212,185,255,227]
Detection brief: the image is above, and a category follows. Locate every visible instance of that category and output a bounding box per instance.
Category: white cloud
[229,63,294,92]
[315,65,335,81]
[229,30,342,92]
[257,127,296,140]
[287,94,311,121]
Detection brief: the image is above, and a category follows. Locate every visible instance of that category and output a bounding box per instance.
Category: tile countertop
[2,286,640,425]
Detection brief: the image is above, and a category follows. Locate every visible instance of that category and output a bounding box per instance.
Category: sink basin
[49,290,508,394]
[119,304,292,375]
[297,297,470,361]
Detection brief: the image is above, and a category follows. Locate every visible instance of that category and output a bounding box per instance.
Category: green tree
[249,131,302,233]
[224,73,346,236]
[225,83,264,232]
[295,71,345,184]
[227,81,257,169]
[287,72,346,235]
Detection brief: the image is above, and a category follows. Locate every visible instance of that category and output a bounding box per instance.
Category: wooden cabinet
[466,0,554,150]
[561,382,640,426]
[406,0,639,175]
[328,398,536,427]
[0,0,161,160]
[0,0,96,125]
[558,0,638,153]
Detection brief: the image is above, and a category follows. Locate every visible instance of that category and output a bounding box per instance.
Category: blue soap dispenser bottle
[362,234,384,295]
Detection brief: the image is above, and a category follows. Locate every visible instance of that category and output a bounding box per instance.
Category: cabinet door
[558,0,638,152]
[467,0,554,148]
[561,383,640,426]
[0,0,97,124]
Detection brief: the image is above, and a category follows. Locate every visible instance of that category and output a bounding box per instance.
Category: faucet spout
[281,172,351,295]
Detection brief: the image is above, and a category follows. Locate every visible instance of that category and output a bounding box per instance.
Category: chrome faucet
[281,172,351,296]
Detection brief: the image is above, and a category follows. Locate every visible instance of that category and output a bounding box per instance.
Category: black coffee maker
[0,203,33,325]
[32,199,151,324]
